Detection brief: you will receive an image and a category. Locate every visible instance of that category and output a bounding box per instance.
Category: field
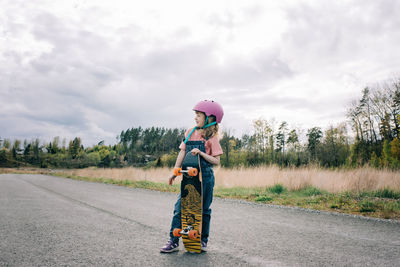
[2,166,400,220]
[28,165,400,192]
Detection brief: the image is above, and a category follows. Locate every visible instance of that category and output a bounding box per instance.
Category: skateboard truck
[173,167,198,177]
[173,226,199,240]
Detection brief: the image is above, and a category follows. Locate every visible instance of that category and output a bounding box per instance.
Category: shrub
[267,184,286,194]
[160,153,178,167]
[359,200,376,212]
[301,186,324,196]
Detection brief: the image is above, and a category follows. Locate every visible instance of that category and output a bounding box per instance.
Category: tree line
[219,78,399,168]
[1,79,399,169]
[0,127,185,168]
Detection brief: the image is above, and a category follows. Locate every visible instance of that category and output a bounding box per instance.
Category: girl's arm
[191,149,220,165]
[168,149,186,185]
[174,149,186,168]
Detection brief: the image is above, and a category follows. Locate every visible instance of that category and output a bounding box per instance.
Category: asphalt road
[1,174,399,266]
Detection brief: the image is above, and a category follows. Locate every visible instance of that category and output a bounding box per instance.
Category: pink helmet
[193,100,224,123]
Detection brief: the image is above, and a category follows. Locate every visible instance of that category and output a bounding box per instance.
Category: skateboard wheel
[173,168,182,177]
[173,228,182,237]
[188,168,198,176]
[188,230,198,240]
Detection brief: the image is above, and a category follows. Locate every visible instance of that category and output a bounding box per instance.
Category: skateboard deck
[173,152,202,253]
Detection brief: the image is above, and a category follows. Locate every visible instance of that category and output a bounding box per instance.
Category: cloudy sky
[1,0,399,146]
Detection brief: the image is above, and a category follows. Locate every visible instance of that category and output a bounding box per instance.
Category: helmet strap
[183,127,197,144]
[183,116,216,144]
[201,116,217,129]
[202,121,216,129]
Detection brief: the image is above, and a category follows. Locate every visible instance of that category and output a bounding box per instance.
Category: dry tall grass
[61,166,400,193]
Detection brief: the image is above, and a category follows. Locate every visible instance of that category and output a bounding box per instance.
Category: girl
[160,100,224,253]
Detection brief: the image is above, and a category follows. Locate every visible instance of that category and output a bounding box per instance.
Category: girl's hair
[200,115,219,139]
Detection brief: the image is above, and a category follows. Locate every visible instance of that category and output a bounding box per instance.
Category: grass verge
[53,173,400,220]
[52,173,181,193]
[2,168,399,220]
[214,185,400,220]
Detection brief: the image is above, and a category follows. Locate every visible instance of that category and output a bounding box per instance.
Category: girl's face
[195,111,206,128]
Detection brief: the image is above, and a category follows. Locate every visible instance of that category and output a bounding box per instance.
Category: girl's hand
[191,148,202,155]
[168,175,176,186]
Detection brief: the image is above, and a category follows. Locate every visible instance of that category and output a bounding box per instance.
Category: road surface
[1,174,399,266]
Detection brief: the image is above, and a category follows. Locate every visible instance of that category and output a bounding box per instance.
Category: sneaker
[160,240,179,253]
[201,241,207,252]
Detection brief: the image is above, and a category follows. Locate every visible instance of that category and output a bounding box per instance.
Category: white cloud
[1,0,399,146]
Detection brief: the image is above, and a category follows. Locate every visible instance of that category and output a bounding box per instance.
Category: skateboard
[172,152,203,253]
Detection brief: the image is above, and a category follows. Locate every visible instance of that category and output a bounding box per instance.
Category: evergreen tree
[0,149,7,166]
[307,127,322,161]
[276,121,288,153]
[220,130,235,167]
[287,129,299,151]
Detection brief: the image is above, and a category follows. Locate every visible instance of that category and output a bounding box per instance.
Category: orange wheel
[173,168,182,177]
[188,168,198,176]
[173,228,182,237]
[188,230,198,240]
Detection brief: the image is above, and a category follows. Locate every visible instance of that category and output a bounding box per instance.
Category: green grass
[300,186,325,196]
[255,195,274,202]
[358,200,377,212]
[11,170,400,220]
[373,188,400,199]
[212,185,400,220]
[52,173,180,193]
